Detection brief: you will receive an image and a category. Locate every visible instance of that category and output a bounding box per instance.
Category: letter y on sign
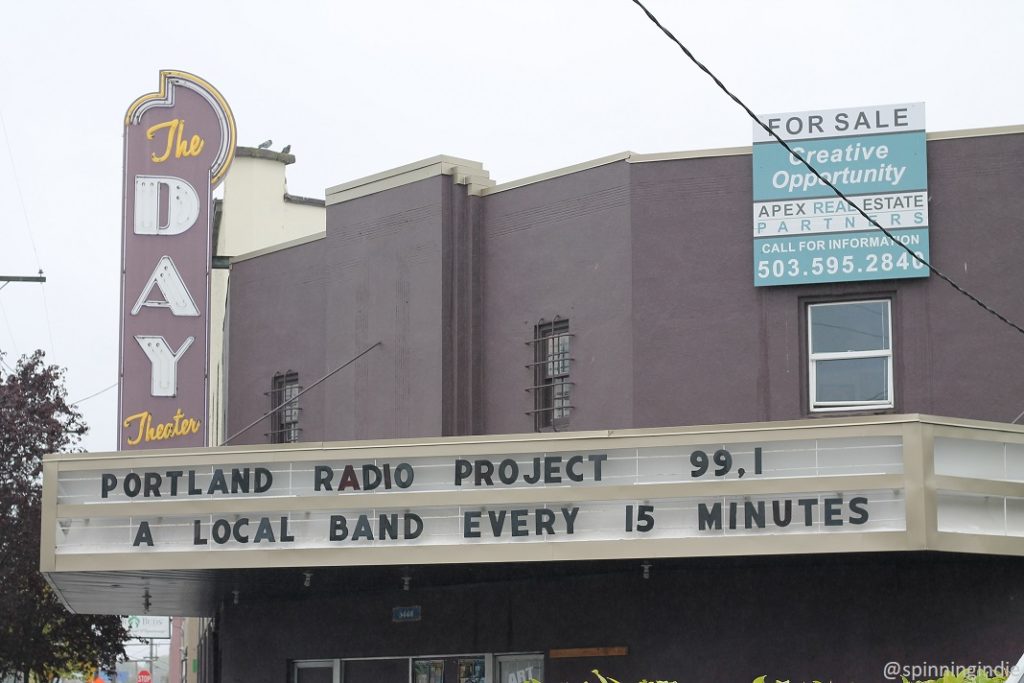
[135,335,194,397]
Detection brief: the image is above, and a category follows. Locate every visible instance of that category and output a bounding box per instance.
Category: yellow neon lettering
[146,118,206,163]
[147,119,179,163]
[122,411,149,446]
[122,409,202,444]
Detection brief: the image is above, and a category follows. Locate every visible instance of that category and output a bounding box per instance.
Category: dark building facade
[213,128,1024,682]
[42,127,1024,683]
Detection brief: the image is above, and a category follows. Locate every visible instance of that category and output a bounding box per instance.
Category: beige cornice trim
[325,155,494,205]
[47,413,943,463]
[926,124,1024,140]
[627,145,752,164]
[317,125,1023,204]
[229,230,327,264]
[480,152,632,196]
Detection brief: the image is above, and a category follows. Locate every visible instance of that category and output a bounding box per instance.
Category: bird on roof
[258,139,272,150]
[281,144,291,154]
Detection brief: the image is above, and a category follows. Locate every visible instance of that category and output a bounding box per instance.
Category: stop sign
[137,670,152,683]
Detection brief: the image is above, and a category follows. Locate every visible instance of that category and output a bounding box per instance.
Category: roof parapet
[325,155,495,205]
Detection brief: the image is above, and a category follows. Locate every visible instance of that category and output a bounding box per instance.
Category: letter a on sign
[131,256,200,316]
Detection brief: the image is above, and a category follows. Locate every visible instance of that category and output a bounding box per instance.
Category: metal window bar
[267,372,303,443]
[527,320,572,431]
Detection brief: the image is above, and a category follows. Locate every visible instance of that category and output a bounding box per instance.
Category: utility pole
[0,272,46,291]
[0,273,46,368]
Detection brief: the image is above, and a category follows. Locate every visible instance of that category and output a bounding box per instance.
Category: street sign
[392,605,422,622]
[121,615,171,638]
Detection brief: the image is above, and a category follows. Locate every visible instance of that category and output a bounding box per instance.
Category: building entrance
[292,654,542,683]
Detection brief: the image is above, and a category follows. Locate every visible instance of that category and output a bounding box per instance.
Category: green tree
[0,351,128,682]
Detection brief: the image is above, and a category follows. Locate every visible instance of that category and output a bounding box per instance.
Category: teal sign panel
[752,103,929,287]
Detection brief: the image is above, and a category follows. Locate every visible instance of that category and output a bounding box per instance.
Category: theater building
[42,96,1024,683]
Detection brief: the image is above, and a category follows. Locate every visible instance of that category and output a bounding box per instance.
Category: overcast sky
[1,1,1021,452]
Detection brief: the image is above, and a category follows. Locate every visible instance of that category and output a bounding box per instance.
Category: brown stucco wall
[228,132,1024,444]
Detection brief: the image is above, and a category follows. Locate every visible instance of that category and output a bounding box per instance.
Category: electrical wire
[0,296,19,359]
[220,341,382,446]
[628,0,1024,338]
[0,107,58,354]
[70,381,118,406]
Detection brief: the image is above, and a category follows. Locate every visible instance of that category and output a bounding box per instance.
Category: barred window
[269,371,301,443]
[528,319,573,431]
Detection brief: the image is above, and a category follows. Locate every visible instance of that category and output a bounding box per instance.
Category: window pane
[815,357,890,404]
[413,660,444,683]
[295,667,332,683]
[811,301,890,353]
[271,372,300,443]
[497,655,543,683]
[554,378,570,419]
[343,660,407,683]
[457,658,485,683]
[534,320,570,430]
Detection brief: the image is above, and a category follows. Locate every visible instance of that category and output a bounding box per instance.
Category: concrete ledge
[236,146,296,164]
[326,155,494,205]
[481,152,632,196]
[230,230,327,264]
[925,124,1024,140]
[283,193,325,208]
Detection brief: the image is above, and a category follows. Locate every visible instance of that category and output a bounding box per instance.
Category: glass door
[343,659,409,683]
[294,660,339,683]
[413,659,443,683]
[496,654,543,683]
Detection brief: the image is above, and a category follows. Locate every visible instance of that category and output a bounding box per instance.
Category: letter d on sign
[134,175,200,235]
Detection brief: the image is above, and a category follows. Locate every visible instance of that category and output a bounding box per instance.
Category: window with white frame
[808,300,893,411]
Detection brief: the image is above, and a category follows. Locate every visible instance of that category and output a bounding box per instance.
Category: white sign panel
[57,489,906,555]
[121,615,171,638]
[57,436,903,505]
[54,436,905,555]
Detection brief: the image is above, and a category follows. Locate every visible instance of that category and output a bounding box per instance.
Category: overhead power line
[0,106,58,354]
[628,0,1024,338]
[71,382,118,406]
[220,341,382,446]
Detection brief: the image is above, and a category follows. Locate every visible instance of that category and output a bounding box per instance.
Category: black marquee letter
[314,465,334,491]
[133,521,154,547]
[101,473,117,498]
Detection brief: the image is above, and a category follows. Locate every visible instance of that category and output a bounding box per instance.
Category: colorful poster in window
[413,660,444,683]
[118,71,236,448]
[752,103,928,286]
[458,658,485,683]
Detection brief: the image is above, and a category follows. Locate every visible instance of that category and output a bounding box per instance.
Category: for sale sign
[752,103,928,286]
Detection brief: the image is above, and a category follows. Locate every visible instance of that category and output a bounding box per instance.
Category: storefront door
[343,658,409,683]
[295,652,540,683]
[293,660,339,683]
